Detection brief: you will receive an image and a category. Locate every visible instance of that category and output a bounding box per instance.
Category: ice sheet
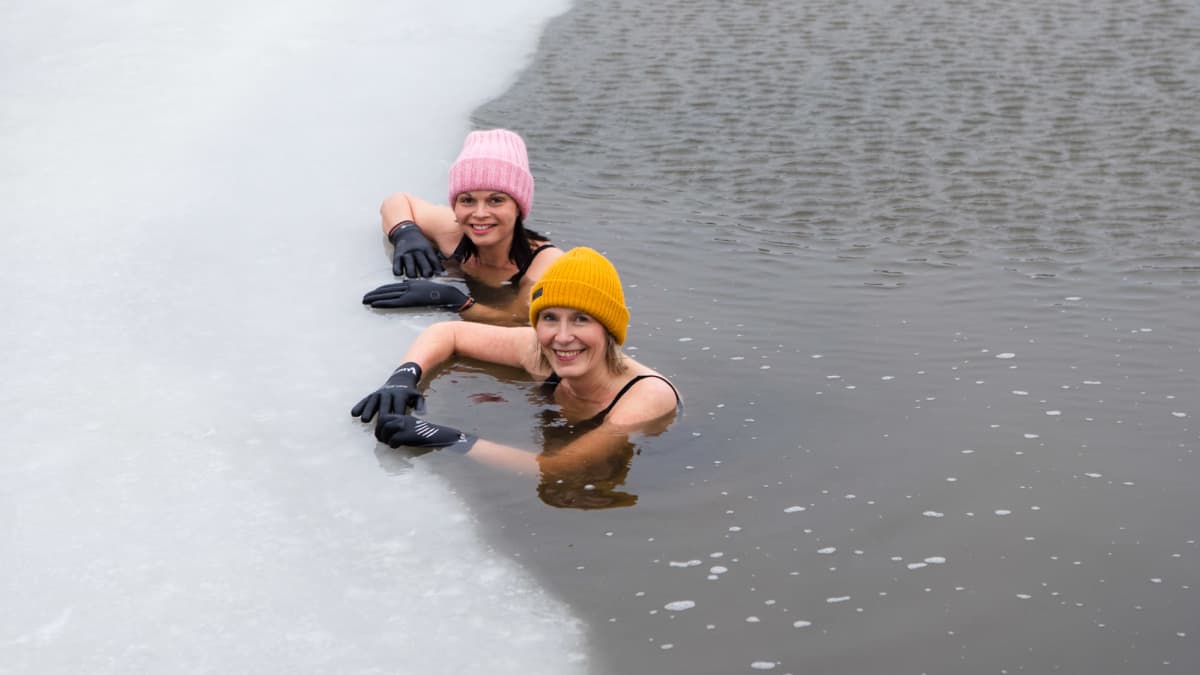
[0,1,583,673]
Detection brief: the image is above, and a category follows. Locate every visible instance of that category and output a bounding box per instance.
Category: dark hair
[451,215,549,274]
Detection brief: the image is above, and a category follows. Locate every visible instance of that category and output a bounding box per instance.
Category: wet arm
[400,322,538,374]
[459,301,530,327]
[458,425,631,478]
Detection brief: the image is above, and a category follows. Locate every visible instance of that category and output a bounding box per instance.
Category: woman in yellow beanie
[362,129,563,325]
[351,248,680,494]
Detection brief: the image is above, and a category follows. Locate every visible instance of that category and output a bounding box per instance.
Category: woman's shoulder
[606,366,680,427]
[521,244,564,282]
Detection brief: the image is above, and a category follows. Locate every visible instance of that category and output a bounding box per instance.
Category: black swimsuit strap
[591,374,680,422]
[542,373,679,424]
[509,243,556,284]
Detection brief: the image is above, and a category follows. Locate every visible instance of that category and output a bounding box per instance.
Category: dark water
[401,0,1199,673]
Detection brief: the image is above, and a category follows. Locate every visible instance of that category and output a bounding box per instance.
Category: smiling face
[452,190,519,248]
[535,307,611,378]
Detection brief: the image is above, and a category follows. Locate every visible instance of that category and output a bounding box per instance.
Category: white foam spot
[923,511,944,518]
[881,375,894,380]
[818,547,836,555]
[784,506,806,513]
[1172,412,1188,418]
[925,557,947,564]
[995,509,1012,516]
[665,600,695,611]
[746,616,760,623]
[1046,410,1061,416]
[996,353,1016,359]
[710,566,728,575]
[1084,473,1102,479]
[750,662,777,671]
[1012,390,1029,396]
[826,596,850,604]
[1023,433,1040,439]
[793,620,812,628]
[669,560,702,568]
[1017,593,1032,599]
[907,562,927,570]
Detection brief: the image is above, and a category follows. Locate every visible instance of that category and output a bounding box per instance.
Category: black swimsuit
[509,244,556,284]
[542,373,682,425]
[443,242,555,284]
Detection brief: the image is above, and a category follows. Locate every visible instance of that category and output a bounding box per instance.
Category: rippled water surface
[417,0,1198,672]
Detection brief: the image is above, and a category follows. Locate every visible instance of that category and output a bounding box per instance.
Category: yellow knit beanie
[529,247,629,344]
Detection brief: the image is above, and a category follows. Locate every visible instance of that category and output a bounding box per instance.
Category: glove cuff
[445,434,478,454]
[387,220,418,240]
[388,361,422,384]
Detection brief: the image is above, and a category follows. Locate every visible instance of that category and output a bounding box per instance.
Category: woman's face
[453,190,519,248]
[536,307,609,378]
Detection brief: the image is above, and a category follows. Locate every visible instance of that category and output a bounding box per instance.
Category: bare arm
[459,301,530,327]
[380,192,463,256]
[401,321,541,375]
[460,424,633,477]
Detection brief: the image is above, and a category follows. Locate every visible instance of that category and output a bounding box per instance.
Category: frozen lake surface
[0,1,583,673]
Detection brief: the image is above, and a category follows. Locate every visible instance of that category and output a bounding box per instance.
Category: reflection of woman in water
[362,128,562,326]
[352,247,680,508]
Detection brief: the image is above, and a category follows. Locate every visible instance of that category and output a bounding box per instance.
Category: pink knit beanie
[447,129,535,218]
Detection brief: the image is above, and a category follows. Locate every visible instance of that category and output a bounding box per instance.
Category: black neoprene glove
[389,222,443,278]
[361,279,475,312]
[351,362,426,422]
[374,413,477,452]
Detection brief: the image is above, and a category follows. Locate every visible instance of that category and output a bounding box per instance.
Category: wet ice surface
[0,1,584,674]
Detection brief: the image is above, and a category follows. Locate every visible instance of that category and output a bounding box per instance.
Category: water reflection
[371,359,680,510]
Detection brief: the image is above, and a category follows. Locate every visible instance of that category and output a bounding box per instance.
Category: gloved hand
[389,222,443,278]
[361,279,475,311]
[351,362,426,422]
[374,413,477,452]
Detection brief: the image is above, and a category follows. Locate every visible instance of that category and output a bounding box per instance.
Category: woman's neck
[473,239,513,268]
[557,368,620,406]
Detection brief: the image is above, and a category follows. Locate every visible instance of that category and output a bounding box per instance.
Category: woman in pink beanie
[363,129,563,325]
